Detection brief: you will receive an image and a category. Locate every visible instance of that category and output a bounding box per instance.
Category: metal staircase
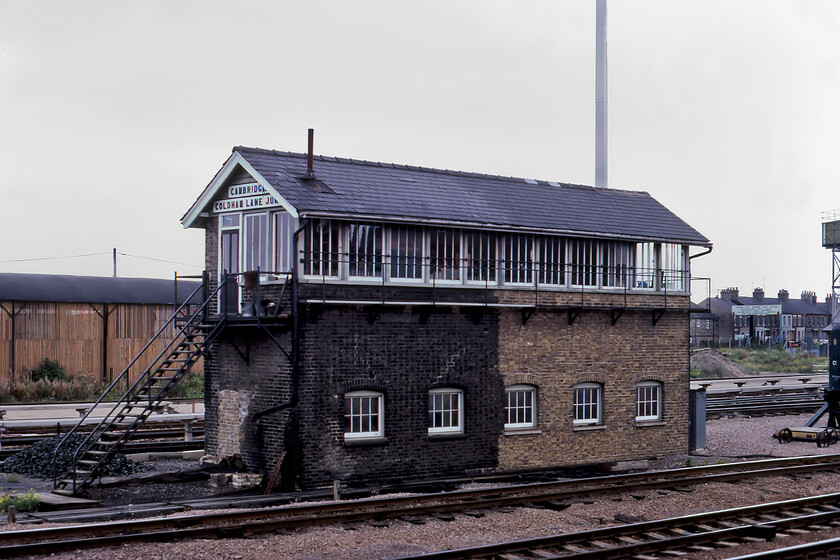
[53,277,225,495]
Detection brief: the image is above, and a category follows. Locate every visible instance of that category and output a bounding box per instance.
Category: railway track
[3,454,840,557]
[706,391,824,418]
[0,426,205,459]
[394,492,840,559]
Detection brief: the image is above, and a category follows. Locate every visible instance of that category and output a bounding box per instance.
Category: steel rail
[3,456,840,555]
[726,535,840,560]
[390,494,840,560]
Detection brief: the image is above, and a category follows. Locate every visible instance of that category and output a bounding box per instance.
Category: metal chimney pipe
[307,128,314,175]
[595,0,608,189]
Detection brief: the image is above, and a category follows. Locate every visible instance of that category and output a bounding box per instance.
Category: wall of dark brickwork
[294,302,502,487]
[203,330,294,484]
[206,301,503,489]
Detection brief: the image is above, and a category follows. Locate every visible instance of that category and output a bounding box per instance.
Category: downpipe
[252,218,309,422]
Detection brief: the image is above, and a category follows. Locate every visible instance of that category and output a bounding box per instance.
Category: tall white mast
[595,0,608,189]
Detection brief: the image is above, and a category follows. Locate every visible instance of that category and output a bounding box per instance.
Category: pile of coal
[1,435,142,479]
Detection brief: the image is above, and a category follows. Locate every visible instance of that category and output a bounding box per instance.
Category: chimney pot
[306,128,315,177]
[721,287,739,302]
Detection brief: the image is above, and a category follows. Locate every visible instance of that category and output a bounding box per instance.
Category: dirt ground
[690,348,750,377]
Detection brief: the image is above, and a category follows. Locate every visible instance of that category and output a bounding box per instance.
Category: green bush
[0,374,105,403]
[720,346,825,374]
[31,358,67,382]
[0,490,40,513]
[167,371,204,399]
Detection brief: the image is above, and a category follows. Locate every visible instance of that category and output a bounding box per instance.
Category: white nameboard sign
[213,183,281,213]
[732,304,782,316]
[228,183,267,198]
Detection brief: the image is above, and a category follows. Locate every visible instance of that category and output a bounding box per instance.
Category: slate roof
[187,147,710,245]
[702,295,829,316]
[0,274,201,305]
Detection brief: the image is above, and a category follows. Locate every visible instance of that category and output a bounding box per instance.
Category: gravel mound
[1,435,143,479]
[691,348,749,378]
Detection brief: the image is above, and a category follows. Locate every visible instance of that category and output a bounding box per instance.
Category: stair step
[52,488,74,496]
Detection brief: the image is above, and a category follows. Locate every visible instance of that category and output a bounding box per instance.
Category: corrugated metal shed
[0,274,201,305]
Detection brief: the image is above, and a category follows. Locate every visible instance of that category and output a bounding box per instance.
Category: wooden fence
[0,301,203,384]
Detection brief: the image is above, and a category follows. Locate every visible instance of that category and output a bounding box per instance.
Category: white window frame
[428,388,464,434]
[272,211,295,274]
[505,384,536,429]
[347,222,384,280]
[429,229,462,284]
[661,243,688,292]
[503,233,534,286]
[573,382,602,425]
[634,242,657,290]
[602,241,634,289]
[635,381,662,421]
[537,235,565,287]
[464,231,497,285]
[243,212,270,274]
[388,224,425,282]
[303,219,341,279]
[344,390,384,440]
[569,238,598,288]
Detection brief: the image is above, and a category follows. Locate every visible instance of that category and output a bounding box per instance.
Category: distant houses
[696,287,831,348]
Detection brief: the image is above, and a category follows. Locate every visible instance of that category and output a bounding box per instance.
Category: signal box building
[182,145,710,489]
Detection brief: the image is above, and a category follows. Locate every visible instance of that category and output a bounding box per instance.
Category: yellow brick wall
[497,304,689,470]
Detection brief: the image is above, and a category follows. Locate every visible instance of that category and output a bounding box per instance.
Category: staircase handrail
[52,276,224,488]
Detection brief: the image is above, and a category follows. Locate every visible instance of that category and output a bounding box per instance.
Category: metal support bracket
[365,305,383,325]
[652,309,665,326]
[468,308,486,325]
[520,308,536,326]
[228,337,251,366]
[610,308,624,326]
[418,306,434,325]
[261,325,291,362]
[568,308,582,326]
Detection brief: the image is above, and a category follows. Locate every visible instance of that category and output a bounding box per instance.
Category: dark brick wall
[293,303,502,487]
[206,300,503,489]
[203,330,294,481]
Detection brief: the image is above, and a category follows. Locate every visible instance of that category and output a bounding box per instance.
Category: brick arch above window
[344,378,388,394]
[429,376,467,391]
[505,373,540,387]
[634,374,664,385]
[572,373,607,386]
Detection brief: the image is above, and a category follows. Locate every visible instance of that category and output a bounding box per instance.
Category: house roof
[704,295,829,316]
[0,274,202,305]
[184,147,710,246]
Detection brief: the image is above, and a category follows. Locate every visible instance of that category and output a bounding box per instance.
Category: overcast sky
[1,1,838,302]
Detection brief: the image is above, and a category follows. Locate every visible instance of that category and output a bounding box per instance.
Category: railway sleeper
[529,550,561,559]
